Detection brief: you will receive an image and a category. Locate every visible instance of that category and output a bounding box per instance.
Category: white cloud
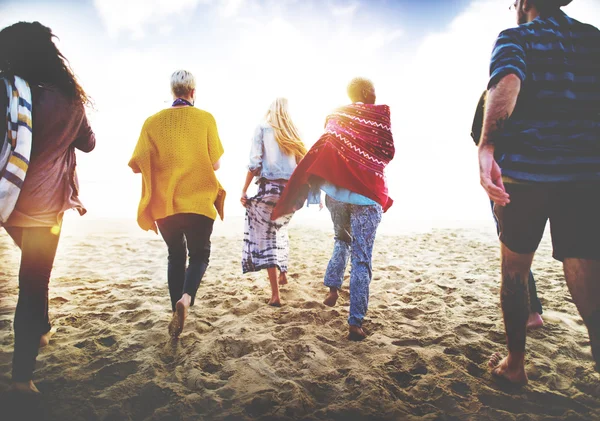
[93,0,212,38]
[219,0,246,18]
[360,28,404,51]
[329,1,359,17]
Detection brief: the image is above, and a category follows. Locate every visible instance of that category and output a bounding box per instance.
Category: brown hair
[0,21,92,106]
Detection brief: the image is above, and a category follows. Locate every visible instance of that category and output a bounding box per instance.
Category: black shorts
[493,183,600,261]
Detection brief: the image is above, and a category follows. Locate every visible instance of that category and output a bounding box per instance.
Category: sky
[1,0,600,228]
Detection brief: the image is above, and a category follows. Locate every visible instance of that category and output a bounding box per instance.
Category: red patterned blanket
[272,103,394,219]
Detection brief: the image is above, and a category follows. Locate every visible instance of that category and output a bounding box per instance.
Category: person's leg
[242,181,288,301]
[562,259,600,371]
[550,184,600,372]
[527,271,544,329]
[181,214,214,306]
[5,227,24,248]
[11,226,61,393]
[278,271,288,286]
[323,196,352,307]
[347,203,382,341]
[5,227,55,347]
[267,211,293,301]
[276,214,293,286]
[157,216,187,313]
[491,199,544,324]
[164,214,215,333]
[266,266,281,307]
[488,245,534,384]
[489,184,548,384]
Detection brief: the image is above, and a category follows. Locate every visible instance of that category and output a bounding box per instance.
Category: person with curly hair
[0,21,96,394]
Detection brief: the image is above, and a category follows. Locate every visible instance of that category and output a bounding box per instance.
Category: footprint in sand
[231,301,261,316]
[274,326,306,340]
[126,382,173,420]
[121,300,143,311]
[450,381,472,396]
[98,336,117,347]
[93,361,140,389]
[300,301,321,310]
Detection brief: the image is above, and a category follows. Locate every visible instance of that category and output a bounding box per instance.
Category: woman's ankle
[11,380,40,394]
[179,294,192,307]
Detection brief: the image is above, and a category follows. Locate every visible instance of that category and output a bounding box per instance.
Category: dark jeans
[156,213,214,312]
[5,226,60,382]
[491,201,543,315]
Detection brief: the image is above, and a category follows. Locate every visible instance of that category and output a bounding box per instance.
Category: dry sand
[0,216,599,421]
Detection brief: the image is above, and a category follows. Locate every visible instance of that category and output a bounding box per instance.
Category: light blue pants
[324,195,383,327]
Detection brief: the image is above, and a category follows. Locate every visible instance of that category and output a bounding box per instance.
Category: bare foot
[348,325,367,341]
[175,300,188,336]
[527,313,544,330]
[268,297,281,307]
[488,352,528,385]
[168,313,181,338]
[39,328,55,349]
[278,272,288,286]
[11,381,40,395]
[169,296,190,338]
[323,290,339,307]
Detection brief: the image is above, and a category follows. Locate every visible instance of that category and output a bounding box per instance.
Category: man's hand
[477,74,521,207]
[479,146,510,206]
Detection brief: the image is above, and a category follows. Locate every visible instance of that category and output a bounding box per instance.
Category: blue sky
[1,0,599,225]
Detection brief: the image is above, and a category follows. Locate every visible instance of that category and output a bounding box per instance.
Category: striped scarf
[0,76,32,224]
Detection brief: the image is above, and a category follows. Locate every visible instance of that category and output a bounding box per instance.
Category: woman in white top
[241,98,307,307]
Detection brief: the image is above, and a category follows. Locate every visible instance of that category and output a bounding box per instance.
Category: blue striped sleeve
[488,29,527,89]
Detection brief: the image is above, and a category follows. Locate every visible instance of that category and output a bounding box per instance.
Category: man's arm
[479,27,526,206]
[479,74,521,205]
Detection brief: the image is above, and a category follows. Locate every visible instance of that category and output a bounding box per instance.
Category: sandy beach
[0,217,599,421]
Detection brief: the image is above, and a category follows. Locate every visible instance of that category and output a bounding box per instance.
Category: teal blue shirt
[321,182,376,206]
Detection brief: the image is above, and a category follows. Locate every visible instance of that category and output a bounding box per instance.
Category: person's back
[129,69,225,339]
[255,121,297,179]
[6,85,95,226]
[0,21,95,395]
[241,97,307,307]
[480,0,600,386]
[270,78,394,341]
[142,106,222,220]
[492,10,600,182]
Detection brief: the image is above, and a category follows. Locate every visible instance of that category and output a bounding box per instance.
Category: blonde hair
[265,98,307,162]
[347,77,374,103]
[170,70,196,98]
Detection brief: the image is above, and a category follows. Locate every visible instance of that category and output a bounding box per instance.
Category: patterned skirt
[242,180,293,274]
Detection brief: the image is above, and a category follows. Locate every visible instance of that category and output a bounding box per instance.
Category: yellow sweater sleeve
[129,121,158,232]
[129,123,150,174]
[207,114,224,165]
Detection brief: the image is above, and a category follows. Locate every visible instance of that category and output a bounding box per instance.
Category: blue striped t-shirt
[489,10,600,183]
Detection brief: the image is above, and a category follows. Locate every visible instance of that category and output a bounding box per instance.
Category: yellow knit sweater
[129,107,225,232]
